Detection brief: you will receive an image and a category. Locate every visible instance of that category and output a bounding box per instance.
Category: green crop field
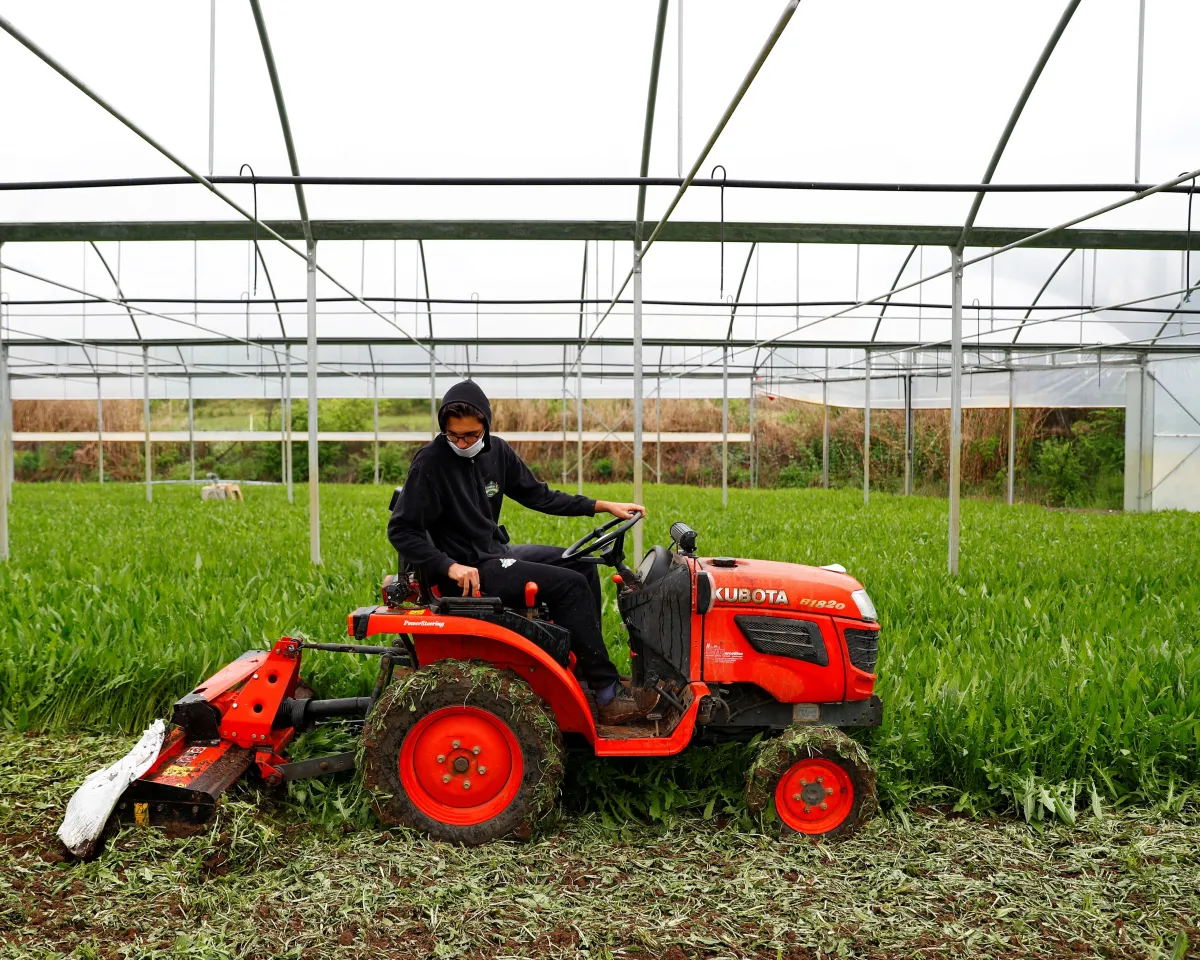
[1,482,1197,824]
[2,482,1199,959]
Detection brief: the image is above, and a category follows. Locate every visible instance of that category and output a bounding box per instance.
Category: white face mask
[446,434,485,459]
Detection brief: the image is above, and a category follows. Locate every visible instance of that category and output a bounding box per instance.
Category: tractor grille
[843,627,879,674]
[735,616,828,667]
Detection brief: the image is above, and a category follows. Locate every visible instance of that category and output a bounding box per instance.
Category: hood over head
[437,379,493,452]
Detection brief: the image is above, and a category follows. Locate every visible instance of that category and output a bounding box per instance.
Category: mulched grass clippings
[1,735,1196,960]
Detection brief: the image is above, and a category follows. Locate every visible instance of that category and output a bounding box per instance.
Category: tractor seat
[637,544,673,587]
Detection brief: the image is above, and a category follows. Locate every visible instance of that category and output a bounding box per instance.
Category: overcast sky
[1,0,1199,398]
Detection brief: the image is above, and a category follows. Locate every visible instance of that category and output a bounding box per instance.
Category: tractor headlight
[850,589,877,621]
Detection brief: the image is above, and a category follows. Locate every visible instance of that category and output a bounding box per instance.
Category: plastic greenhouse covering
[0,0,1199,517]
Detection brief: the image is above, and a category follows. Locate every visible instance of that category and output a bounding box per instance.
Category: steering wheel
[562,511,644,564]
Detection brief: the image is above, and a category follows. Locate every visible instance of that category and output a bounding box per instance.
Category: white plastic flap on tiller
[57,719,165,858]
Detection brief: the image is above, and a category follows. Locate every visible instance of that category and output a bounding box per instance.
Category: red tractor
[63,508,882,853]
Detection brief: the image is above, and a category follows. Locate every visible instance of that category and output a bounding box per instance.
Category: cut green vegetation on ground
[1,735,1196,959]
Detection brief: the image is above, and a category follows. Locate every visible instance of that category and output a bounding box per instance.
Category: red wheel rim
[399,706,523,826]
[774,757,854,835]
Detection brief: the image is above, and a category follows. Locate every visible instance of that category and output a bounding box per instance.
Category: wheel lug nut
[792,793,801,802]
[820,802,828,810]
[436,754,446,764]
[442,774,451,784]
[804,806,812,813]
[816,776,824,784]
[799,778,807,786]
[462,780,471,790]
[452,740,461,749]
[477,766,487,775]
[472,745,481,755]
[826,787,834,795]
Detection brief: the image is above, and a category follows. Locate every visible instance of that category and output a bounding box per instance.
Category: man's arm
[502,441,597,516]
[387,459,455,579]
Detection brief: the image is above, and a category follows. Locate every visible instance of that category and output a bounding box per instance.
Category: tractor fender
[362,609,598,743]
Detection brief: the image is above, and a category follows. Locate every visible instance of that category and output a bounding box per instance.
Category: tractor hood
[701,557,875,621]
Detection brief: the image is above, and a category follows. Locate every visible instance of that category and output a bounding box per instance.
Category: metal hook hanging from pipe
[1185,173,1195,303]
[712,164,727,299]
[238,163,259,296]
[471,292,480,361]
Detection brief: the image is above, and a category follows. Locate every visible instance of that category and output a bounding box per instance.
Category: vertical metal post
[903,362,913,496]
[280,371,287,488]
[429,348,437,439]
[576,357,584,494]
[1134,0,1146,183]
[821,385,829,489]
[207,0,217,177]
[0,340,7,560]
[143,345,152,503]
[721,345,729,508]
[677,0,683,178]
[372,377,380,485]
[863,349,871,505]
[97,377,104,484]
[632,248,644,560]
[949,248,964,576]
[561,346,568,485]
[306,240,320,565]
[188,376,195,482]
[748,376,757,489]
[1138,358,1154,512]
[656,386,662,483]
[1007,351,1016,506]
[285,344,293,503]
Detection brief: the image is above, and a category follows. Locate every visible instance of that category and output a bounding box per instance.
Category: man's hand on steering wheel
[595,500,646,521]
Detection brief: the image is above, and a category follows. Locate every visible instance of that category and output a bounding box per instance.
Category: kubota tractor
[60,500,882,855]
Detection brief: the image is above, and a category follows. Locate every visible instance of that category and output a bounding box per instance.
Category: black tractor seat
[427,595,572,667]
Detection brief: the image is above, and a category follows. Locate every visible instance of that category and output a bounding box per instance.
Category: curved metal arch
[1012,249,1076,343]
[870,244,916,342]
[247,0,311,247]
[957,0,1083,253]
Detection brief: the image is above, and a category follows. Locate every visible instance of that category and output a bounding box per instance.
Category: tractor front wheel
[745,725,877,840]
[360,661,563,845]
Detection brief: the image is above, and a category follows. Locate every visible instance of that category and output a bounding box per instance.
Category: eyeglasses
[444,429,483,444]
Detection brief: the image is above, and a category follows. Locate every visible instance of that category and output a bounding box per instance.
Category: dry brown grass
[11,396,1071,492]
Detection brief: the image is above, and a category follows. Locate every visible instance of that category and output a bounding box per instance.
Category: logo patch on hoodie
[484,480,500,498]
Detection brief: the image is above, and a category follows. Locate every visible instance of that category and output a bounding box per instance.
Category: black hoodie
[387,380,596,577]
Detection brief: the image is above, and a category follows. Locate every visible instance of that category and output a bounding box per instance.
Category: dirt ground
[1,734,1196,960]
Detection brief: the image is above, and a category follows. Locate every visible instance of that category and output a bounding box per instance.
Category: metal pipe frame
[575,0,800,356]
[5,219,1198,250]
[188,376,195,481]
[0,13,460,378]
[248,0,319,563]
[863,348,870,506]
[142,344,151,502]
[5,174,1198,195]
[96,375,104,483]
[631,0,671,560]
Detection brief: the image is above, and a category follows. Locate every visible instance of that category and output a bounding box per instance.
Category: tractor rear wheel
[745,724,877,840]
[359,661,563,845]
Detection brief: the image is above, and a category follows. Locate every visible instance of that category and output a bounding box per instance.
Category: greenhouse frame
[2,0,1199,570]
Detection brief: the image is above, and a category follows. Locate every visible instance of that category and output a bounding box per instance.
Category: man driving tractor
[387,379,662,725]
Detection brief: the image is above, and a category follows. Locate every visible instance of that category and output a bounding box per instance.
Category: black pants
[437,544,618,691]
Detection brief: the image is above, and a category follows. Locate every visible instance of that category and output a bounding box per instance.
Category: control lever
[524,581,538,619]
